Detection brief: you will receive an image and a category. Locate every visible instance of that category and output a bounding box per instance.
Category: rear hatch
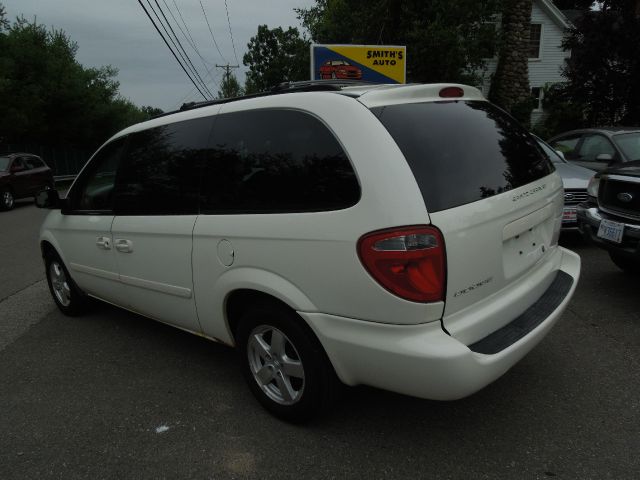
[369,94,563,339]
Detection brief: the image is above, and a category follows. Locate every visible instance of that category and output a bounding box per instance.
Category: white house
[479,0,571,125]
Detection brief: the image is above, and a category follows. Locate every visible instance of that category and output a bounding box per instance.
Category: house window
[528,24,542,59]
[531,87,542,110]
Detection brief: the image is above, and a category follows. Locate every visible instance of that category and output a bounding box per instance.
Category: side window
[13,158,28,170]
[551,135,581,160]
[576,134,616,162]
[73,137,127,212]
[201,109,360,213]
[114,117,213,215]
[25,157,44,169]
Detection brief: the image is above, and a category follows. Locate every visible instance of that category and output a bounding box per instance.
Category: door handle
[96,236,111,250]
[115,239,133,253]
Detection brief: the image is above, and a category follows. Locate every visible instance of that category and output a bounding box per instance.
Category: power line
[165,0,220,91]
[146,0,212,99]
[137,0,209,101]
[223,0,240,64]
[199,0,227,64]
[174,69,223,110]
[169,0,200,55]
[150,0,215,99]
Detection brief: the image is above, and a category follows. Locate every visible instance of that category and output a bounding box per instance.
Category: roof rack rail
[150,80,381,119]
[270,79,378,92]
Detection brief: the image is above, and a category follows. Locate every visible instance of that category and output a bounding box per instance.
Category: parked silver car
[548,128,640,172]
[535,136,594,230]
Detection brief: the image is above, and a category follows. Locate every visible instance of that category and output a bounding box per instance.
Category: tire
[609,251,640,274]
[45,251,89,316]
[236,304,338,423]
[1,189,14,211]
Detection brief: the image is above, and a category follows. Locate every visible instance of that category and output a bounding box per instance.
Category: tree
[0,3,8,31]
[217,71,243,98]
[243,25,310,93]
[488,0,534,125]
[557,0,640,126]
[297,0,501,84]
[0,6,160,154]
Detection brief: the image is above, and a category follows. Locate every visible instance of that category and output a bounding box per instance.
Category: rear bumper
[302,247,580,401]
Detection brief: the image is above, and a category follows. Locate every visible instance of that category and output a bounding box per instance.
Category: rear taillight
[357,226,446,303]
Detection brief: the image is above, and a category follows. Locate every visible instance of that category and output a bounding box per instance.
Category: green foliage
[243,25,310,94]
[296,0,501,84]
[0,7,161,152]
[554,1,640,127]
[217,72,243,99]
[531,83,587,138]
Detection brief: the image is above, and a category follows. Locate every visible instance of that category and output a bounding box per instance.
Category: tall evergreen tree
[488,0,534,125]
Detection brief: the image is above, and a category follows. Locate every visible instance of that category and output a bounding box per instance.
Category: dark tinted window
[13,158,27,170]
[114,117,213,215]
[372,101,553,212]
[201,109,359,213]
[25,157,45,169]
[73,137,127,212]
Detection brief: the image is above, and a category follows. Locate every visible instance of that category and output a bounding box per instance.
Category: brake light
[357,226,446,303]
[439,86,464,98]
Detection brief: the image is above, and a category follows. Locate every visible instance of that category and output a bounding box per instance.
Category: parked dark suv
[577,160,640,273]
[0,153,54,210]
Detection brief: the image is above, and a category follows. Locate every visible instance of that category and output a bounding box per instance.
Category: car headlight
[587,176,600,198]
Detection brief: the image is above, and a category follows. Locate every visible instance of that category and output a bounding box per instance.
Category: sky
[3,0,315,111]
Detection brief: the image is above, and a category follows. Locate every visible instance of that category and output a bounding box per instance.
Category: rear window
[372,101,553,212]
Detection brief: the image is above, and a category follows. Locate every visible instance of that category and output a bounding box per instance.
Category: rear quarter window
[372,101,553,212]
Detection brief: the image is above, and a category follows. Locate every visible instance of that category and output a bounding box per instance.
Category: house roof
[537,0,571,29]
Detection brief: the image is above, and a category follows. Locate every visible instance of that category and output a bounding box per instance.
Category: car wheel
[237,304,337,422]
[45,251,89,315]
[609,251,640,274]
[1,189,14,211]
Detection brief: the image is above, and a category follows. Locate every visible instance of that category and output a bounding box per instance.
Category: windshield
[0,157,10,171]
[535,137,565,164]
[614,132,640,161]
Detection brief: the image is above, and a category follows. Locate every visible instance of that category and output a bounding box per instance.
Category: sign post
[310,44,407,83]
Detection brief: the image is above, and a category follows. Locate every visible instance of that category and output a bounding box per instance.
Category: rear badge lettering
[454,277,493,297]
[512,184,546,202]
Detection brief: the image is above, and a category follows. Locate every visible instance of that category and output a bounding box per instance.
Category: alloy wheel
[49,261,72,307]
[247,325,305,405]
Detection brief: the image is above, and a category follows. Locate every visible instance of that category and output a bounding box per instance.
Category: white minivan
[37,82,580,421]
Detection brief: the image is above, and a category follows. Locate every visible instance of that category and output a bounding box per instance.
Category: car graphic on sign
[319,60,362,80]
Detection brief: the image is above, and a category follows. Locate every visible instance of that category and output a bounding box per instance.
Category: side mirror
[555,150,566,161]
[596,153,613,162]
[35,187,61,209]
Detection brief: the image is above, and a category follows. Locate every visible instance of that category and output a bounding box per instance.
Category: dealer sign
[310,44,407,84]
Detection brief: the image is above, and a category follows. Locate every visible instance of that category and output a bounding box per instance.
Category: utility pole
[216,63,240,98]
[216,63,239,82]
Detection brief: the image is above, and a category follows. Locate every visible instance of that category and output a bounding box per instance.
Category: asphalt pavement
[0,204,638,479]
